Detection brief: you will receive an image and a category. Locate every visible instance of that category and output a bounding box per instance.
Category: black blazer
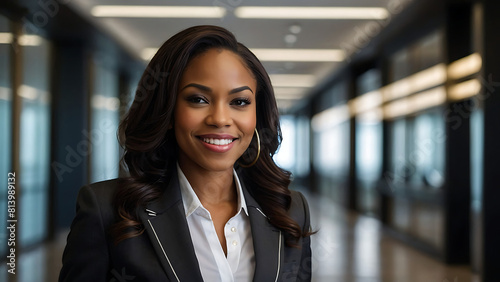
[59,173,312,282]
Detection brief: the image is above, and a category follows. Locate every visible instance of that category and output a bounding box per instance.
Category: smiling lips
[197,134,237,153]
[202,138,233,145]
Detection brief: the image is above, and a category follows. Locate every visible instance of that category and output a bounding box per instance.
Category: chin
[201,159,237,172]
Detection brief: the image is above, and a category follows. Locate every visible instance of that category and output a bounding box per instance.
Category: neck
[179,163,236,206]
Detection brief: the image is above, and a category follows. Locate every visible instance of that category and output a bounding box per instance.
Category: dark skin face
[175,48,257,176]
[174,48,257,255]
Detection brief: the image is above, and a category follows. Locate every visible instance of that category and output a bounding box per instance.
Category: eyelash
[231,98,251,107]
[187,96,208,104]
[186,96,251,107]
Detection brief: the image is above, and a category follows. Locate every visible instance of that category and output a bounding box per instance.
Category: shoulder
[61,180,120,281]
[289,190,309,214]
[75,179,120,220]
[85,178,120,194]
[288,190,311,231]
[80,179,119,201]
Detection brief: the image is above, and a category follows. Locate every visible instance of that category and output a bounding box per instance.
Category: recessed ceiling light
[289,24,302,34]
[284,34,297,45]
[274,87,308,100]
[383,87,446,119]
[382,64,447,101]
[141,47,345,62]
[0,33,13,44]
[0,86,11,101]
[269,74,316,87]
[312,104,351,131]
[235,7,388,20]
[448,79,481,101]
[18,85,40,100]
[0,33,42,46]
[349,90,383,115]
[141,48,158,61]
[448,53,482,80]
[91,6,226,18]
[18,35,43,46]
[251,48,345,62]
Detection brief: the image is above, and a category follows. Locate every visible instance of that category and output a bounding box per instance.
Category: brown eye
[187,96,208,104]
[231,98,251,106]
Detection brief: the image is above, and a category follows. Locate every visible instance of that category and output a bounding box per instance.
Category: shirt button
[232,240,238,246]
[231,227,236,232]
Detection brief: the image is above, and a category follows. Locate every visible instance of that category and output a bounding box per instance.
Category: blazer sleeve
[59,185,111,282]
[296,192,312,282]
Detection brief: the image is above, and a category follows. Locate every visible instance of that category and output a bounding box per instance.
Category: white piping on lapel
[251,206,282,281]
[145,208,157,217]
[275,231,282,282]
[147,219,180,282]
[255,207,268,218]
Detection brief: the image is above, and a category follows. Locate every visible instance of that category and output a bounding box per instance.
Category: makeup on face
[174,49,257,173]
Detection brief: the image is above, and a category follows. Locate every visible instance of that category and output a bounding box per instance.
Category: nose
[206,102,232,128]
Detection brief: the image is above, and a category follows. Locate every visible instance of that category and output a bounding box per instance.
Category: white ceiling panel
[67,0,404,111]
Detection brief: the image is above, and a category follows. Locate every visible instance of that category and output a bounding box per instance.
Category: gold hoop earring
[239,128,261,168]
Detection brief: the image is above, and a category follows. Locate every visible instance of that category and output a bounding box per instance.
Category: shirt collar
[177,163,249,218]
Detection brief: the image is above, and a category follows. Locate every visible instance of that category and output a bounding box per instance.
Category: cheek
[243,118,256,135]
[239,111,257,146]
[174,106,200,139]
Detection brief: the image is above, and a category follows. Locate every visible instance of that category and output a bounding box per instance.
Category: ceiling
[66,0,402,111]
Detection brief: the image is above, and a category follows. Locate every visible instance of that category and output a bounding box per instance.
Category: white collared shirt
[177,164,255,282]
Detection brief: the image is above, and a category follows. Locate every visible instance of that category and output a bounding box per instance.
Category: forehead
[180,48,256,89]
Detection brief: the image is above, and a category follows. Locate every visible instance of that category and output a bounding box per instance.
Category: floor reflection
[307,192,477,282]
[0,191,478,282]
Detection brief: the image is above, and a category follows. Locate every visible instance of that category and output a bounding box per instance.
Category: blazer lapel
[242,184,283,282]
[138,174,203,282]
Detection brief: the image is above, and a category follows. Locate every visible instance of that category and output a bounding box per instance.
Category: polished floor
[1,192,478,282]
[306,192,477,282]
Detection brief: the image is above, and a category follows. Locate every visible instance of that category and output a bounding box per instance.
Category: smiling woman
[175,49,257,173]
[59,25,313,282]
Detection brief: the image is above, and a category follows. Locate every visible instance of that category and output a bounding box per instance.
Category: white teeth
[202,138,233,145]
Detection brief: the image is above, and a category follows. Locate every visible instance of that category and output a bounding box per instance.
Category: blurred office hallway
[306,191,475,282]
[2,0,500,281]
[0,190,477,282]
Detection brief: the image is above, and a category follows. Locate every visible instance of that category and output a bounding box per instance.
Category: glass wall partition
[385,29,446,251]
[0,15,12,257]
[355,69,383,215]
[315,122,350,203]
[312,81,350,205]
[274,115,296,173]
[90,59,120,183]
[18,32,51,247]
[294,115,310,179]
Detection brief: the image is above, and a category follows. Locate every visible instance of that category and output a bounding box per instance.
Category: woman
[59,25,312,282]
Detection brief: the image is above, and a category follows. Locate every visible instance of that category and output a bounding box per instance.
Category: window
[274,115,296,172]
[355,69,383,214]
[18,32,51,247]
[0,15,12,256]
[409,110,445,188]
[294,115,310,178]
[90,60,120,182]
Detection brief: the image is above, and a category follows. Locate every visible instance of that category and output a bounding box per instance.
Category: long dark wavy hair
[114,25,310,246]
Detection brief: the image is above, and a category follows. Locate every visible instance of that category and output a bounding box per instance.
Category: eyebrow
[230,86,254,94]
[180,83,254,94]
